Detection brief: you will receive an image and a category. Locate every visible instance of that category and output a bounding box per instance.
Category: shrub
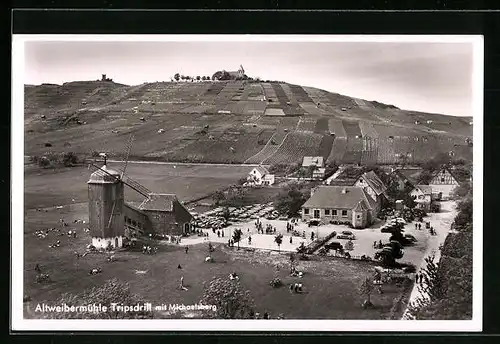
[269,277,283,288]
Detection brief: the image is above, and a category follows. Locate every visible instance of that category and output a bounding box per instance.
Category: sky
[24,40,475,117]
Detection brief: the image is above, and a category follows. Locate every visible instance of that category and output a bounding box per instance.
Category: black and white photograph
[11,35,483,332]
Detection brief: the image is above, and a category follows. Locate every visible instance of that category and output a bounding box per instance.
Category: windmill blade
[122,176,152,197]
[119,134,135,178]
[89,163,151,198]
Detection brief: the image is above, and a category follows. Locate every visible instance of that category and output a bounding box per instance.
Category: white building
[247,166,275,186]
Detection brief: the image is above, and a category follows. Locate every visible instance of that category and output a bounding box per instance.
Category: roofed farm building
[353,171,387,214]
[301,186,378,229]
[410,185,434,212]
[428,167,469,200]
[87,159,194,249]
[302,156,326,180]
[246,166,275,186]
[138,193,194,236]
[391,167,423,191]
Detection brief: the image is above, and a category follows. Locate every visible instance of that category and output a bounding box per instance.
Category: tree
[359,277,375,309]
[375,240,404,267]
[274,233,283,252]
[397,153,411,168]
[345,240,354,251]
[273,183,309,217]
[237,177,247,186]
[200,277,255,319]
[62,152,79,166]
[453,196,472,231]
[174,73,180,81]
[196,75,201,81]
[39,279,153,319]
[212,190,226,206]
[307,165,317,178]
[289,253,297,273]
[221,206,231,222]
[232,228,243,250]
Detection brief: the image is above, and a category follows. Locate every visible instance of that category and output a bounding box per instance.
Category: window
[342,210,348,217]
[314,209,320,218]
[441,177,445,182]
[332,209,338,216]
[325,209,330,215]
[357,214,361,219]
[304,208,309,215]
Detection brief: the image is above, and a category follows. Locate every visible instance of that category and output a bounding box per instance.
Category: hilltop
[24,80,473,165]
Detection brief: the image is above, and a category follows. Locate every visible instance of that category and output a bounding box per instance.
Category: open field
[24,162,250,209]
[25,80,472,165]
[24,202,411,319]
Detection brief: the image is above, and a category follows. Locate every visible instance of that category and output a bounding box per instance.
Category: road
[104,159,265,168]
[401,200,457,319]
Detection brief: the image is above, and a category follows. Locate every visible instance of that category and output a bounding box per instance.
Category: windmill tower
[87,135,152,249]
[238,65,245,79]
[87,153,125,249]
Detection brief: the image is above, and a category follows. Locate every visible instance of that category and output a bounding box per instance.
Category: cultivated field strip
[376,138,397,164]
[359,121,379,138]
[299,102,327,116]
[314,117,330,134]
[262,83,279,102]
[318,135,335,161]
[353,98,373,111]
[346,138,363,152]
[328,119,347,138]
[342,151,362,165]
[342,120,363,138]
[296,118,317,132]
[263,132,323,165]
[289,84,314,102]
[246,84,265,101]
[279,83,296,102]
[271,83,290,105]
[326,92,357,109]
[361,150,378,165]
[327,137,347,164]
[244,131,289,164]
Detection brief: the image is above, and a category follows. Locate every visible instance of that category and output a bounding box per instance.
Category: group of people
[414,222,437,235]
[373,240,384,249]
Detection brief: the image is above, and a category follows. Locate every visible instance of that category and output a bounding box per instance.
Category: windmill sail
[90,163,151,197]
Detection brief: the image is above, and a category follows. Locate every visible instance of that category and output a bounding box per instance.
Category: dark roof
[449,168,471,185]
[392,168,423,185]
[253,166,270,176]
[328,179,357,186]
[139,193,176,211]
[413,185,433,195]
[139,193,193,224]
[358,171,387,195]
[302,186,374,210]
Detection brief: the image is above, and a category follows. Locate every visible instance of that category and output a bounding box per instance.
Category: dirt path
[401,200,457,319]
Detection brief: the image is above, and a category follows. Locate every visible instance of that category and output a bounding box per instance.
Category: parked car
[404,234,417,243]
[337,230,356,240]
[325,241,343,251]
[308,219,320,227]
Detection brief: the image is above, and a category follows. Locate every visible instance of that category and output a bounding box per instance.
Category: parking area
[183,201,458,267]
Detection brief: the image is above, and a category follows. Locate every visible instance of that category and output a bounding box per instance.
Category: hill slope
[24,80,473,165]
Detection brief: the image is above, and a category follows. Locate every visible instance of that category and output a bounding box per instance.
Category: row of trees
[31,151,81,168]
[173,73,211,82]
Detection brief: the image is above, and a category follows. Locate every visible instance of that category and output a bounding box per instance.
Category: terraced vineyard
[25,80,472,166]
[245,131,289,164]
[296,118,317,132]
[342,120,363,138]
[328,119,347,138]
[263,132,323,165]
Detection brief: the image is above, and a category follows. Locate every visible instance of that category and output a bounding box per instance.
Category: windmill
[88,134,152,239]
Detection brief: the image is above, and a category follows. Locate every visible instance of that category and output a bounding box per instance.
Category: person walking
[185,246,189,254]
[290,236,293,244]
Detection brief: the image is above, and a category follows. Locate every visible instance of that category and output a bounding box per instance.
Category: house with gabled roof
[301,186,378,228]
[410,185,434,212]
[391,167,423,191]
[353,171,387,213]
[428,167,465,200]
[247,165,275,186]
[134,193,194,236]
[302,156,324,168]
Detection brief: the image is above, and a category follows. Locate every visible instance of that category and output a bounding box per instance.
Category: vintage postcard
[11,34,483,332]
